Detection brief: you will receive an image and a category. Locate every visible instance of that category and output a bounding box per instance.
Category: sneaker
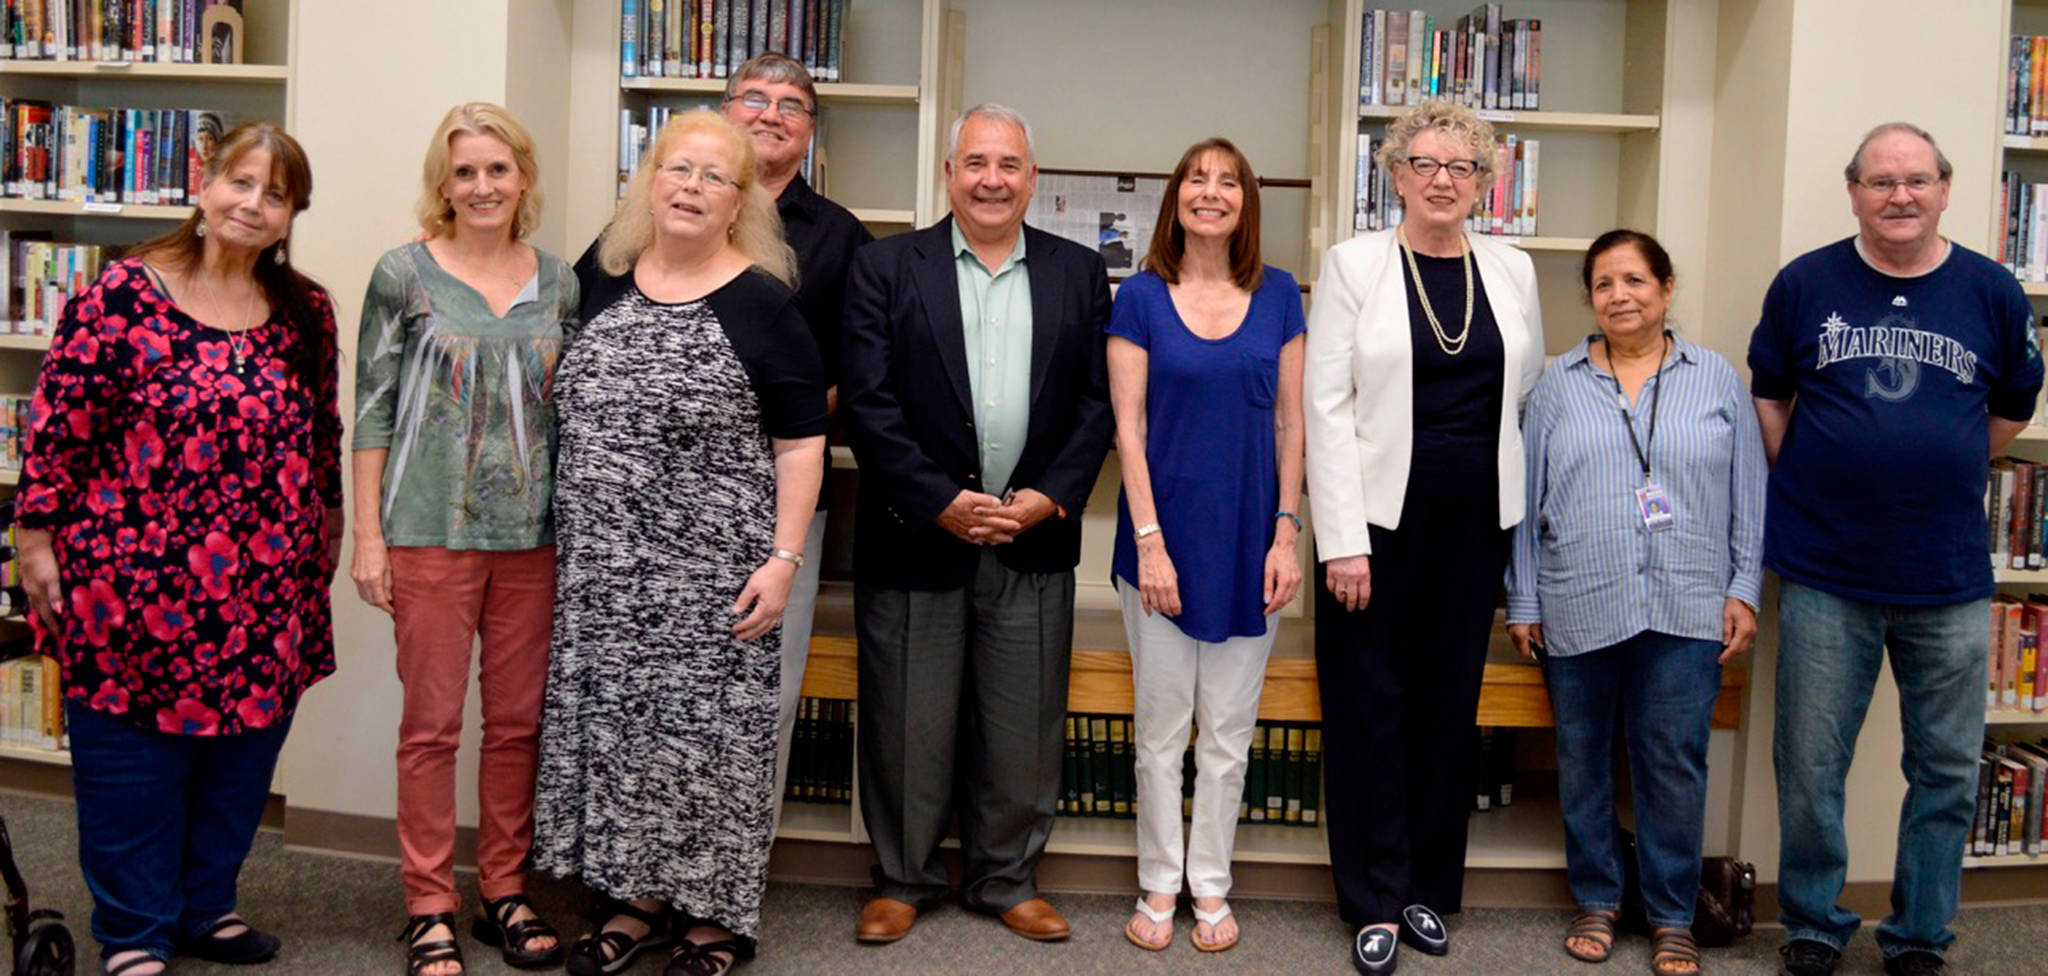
[1883,950,1945,976]
[1779,939,1841,976]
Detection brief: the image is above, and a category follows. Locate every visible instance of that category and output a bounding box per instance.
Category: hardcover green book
[1090,716,1113,816]
[1302,727,1323,825]
[1283,724,1305,824]
[1059,715,1078,815]
[833,699,854,802]
[1265,721,1286,823]
[1246,725,1268,822]
[1109,717,1132,817]
[793,696,816,800]
[1076,714,1096,817]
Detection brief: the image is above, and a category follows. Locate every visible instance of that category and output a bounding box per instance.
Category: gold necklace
[1398,226,1473,356]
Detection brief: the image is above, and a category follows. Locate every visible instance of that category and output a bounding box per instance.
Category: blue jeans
[1772,580,1987,959]
[1544,630,1721,928]
[66,701,292,963]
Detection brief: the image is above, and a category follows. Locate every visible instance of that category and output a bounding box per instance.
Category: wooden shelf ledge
[0,60,288,82]
[2004,134,2048,154]
[0,198,191,220]
[0,334,52,350]
[800,634,1748,728]
[620,76,919,104]
[1357,105,1659,133]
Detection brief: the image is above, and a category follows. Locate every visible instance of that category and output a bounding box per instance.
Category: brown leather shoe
[856,898,917,944]
[999,898,1071,942]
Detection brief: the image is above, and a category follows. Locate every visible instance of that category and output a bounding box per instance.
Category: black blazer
[841,217,1113,590]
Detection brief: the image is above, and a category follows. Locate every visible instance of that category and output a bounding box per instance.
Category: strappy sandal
[1565,909,1619,963]
[398,913,464,976]
[1650,927,1704,976]
[1123,896,1174,951]
[1190,901,1238,953]
[177,913,281,964]
[472,893,564,969]
[664,937,753,976]
[104,950,167,976]
[565,901,670,976]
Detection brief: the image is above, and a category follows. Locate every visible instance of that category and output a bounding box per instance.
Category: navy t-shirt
[1110,267,1306,641]
[1748,237,2043,604]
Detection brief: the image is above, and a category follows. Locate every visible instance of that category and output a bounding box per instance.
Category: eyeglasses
[1405,156,1480,181]
[1855,175,1942,196]
[657,160,735,192]
[729,91,814,119]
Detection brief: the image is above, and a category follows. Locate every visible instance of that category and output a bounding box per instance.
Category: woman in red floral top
[14,122,341,976]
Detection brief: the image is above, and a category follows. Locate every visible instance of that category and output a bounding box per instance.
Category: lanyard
[1612,337,1669,484]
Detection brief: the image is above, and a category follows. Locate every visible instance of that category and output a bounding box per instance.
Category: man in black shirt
[720,52,874,829]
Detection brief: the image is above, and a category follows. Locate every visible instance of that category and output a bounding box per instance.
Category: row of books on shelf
[621,0,846,81]
[3,100,227,206]
[1989,595,2048,715]
[1353,132,1539,236]
[2007,34,2048,137]
[1358,6,1540,111]
[1994,174,2048,281]
[1,0,241,64]
[0,653,60,751]
[783,696,852,804]
[619,103,817,196]
[0,231,108,335]
[1059,715,1325,825]
[1976,735,2048,858]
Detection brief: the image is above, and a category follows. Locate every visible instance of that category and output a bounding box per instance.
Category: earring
[196,216,208,237]
[274,240,287,265]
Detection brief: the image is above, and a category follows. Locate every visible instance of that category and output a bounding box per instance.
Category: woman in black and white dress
[534,110,827,976]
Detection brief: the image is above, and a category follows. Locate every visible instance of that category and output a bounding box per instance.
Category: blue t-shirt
[1111,267,1306,641]
[1748,237,2043,604]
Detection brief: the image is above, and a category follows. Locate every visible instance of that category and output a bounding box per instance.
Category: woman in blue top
[1110,138,1305,955]
[1505,230,1765,976]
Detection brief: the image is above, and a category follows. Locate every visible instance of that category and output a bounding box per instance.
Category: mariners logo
[1815,310,1977,402]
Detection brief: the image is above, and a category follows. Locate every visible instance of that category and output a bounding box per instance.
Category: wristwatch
[771,547,805,568]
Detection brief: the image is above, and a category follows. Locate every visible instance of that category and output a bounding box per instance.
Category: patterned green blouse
[353,242,577,550]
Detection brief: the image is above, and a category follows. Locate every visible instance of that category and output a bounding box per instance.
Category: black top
[1402,249,1504,476]
[576,263,829,440]
[778,173,875,384]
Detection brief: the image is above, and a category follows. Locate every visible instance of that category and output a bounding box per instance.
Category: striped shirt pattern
[1505,333,1766,657]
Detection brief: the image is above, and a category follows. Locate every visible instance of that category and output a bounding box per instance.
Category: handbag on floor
[1617,827,1756,947]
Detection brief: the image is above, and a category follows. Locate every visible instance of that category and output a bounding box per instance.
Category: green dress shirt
[951,223,1034,494]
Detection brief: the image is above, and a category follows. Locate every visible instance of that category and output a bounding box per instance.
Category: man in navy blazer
[840,103,1112,945]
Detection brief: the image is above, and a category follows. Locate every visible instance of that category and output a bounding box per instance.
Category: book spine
[1108,716,1130,817]
[1386,11,1407,106]
[1283,724,1305,824]
[1089,716,1112,815]
[827,0,843,82]
[749,0,767,59]
[620,0,638,77]
[2007,600,2025,709]
[1060,715,1078,815]
[1301,727,1321,825]
[1244,724,1266,822]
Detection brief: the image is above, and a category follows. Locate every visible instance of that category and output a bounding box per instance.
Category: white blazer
[1304,229,1544,559]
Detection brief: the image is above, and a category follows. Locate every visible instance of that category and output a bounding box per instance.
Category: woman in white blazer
[1303,100,1543,976]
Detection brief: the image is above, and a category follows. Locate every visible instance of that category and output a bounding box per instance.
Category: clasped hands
[938,488,1056,546]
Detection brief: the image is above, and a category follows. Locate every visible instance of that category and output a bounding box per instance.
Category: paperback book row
[3,100,228,206]
[783,696,853,805]
[1988,595,2048,715]
[1358,5,1541,111]
[618,103,817,197]
[1975,735,2048,858]
[1354,131,1539,236]
[2006,34,2048,137]
[0,653,60,751]
[620,0,847,81]
[0,0,241,63]
[1992,173,2048,281]
[0,230,107,335]
[1059,714,1323,826]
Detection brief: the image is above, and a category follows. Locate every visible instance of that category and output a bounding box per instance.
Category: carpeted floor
[1,791,2043,975]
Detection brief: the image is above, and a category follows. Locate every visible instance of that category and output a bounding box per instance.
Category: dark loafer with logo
[1352,924,1399,975]
[1399,904,1448,956]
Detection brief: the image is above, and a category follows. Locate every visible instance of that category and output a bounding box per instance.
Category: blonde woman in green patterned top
[350,102,577,976]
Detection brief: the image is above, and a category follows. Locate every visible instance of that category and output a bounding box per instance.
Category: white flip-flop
[1124,897,1175,951]
[1191,901,1238,952]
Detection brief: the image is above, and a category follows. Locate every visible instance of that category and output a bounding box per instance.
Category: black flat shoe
[397,913,463,976]
[177,914,281,964]
[1353,925,1399,975]
[1399,904,1448,955]
[566,901,670,976]
[472,894,563,969]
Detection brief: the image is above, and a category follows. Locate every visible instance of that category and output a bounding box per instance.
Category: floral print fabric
[17,259,343,736]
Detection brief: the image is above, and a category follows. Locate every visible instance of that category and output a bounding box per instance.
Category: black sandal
[105,951,167,976]
[472,894,564,969]
[1650,927,1703,976]
[665,938,753,976]
[176,913,281,964]
[398,913,463,976]
[565,901,670,976]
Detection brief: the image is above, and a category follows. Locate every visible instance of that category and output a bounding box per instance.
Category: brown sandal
[1564,909,1618,963]
[1650,927,1703,976]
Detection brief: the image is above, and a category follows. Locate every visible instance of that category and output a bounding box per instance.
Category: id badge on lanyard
[1618,362,1674,532]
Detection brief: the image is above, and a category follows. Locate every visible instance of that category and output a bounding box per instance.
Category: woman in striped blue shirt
[1505,230,1765,976]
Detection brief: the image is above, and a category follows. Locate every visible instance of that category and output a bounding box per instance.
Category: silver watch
[771,547,805,568]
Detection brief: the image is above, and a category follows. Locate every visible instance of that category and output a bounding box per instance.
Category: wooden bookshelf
[620,76,919,104]
[2022,281,2048,297]
[0,199,192,220]
[0,61,289,82]
[0,743,69,767]
[1987,708,2048,725]
[1964,852,2043,868]
[1356,104,1659,134]
[0,335,52,351]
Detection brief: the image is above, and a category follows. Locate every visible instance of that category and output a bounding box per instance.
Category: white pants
[1118,579,1277,898]
[771,513,828,831]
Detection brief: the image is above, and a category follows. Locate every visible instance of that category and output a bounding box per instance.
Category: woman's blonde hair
[415,102,543,240]
[1374,99,1497,183]
[597,110,797,285]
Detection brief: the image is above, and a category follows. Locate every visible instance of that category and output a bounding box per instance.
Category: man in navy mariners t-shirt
[1749,123,2043,976]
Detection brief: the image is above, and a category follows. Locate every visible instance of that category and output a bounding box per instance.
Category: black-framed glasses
[1405,156,1480,181]
[728,91,814,119]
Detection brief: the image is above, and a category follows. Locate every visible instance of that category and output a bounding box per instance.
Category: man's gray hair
[1844,121,1954,183]
[947,103,1035,163]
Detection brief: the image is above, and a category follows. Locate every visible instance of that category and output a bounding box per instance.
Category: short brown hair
[724,52,818,115]
[1141,138,1264,291]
